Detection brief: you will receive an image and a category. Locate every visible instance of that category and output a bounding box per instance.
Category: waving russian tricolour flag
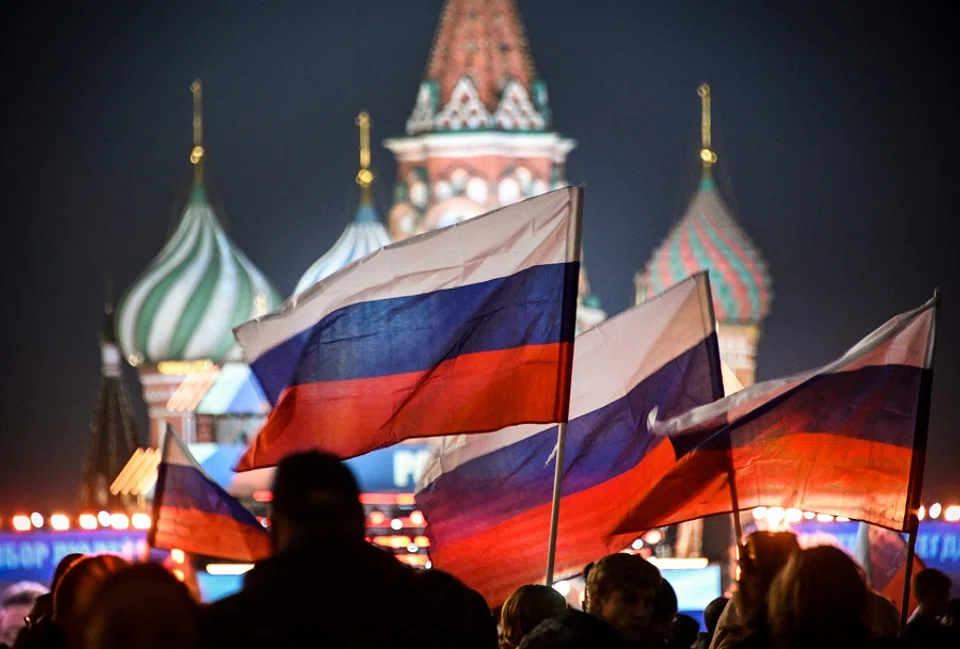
[150,428,271,562]
[620,294,939,535]
[233,187,582,470]
[415,273,720,606]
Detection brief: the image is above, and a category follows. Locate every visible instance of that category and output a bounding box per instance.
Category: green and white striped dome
[116,183,280,367]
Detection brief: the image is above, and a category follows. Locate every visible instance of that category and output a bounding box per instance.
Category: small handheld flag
[150,428,271,562]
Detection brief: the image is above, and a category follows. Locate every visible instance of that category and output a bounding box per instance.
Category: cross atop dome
[406,0,552,134]
[639,84,772,386]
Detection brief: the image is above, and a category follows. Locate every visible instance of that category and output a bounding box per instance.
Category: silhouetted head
[650,578,679,644]
[1,583,47,646]
[703,596,729,635]
[418,569,498,649]
[501,584,567,648]
[53,555,129,628]
[737,531,799,632]
[585,553,661,643]
[913,568,952,617]
[270,451,364,550]
[74,563,198,649]
[52,554,85,591]
[673,613,701,649]
[23,552,87,625]
[767,545,870,649]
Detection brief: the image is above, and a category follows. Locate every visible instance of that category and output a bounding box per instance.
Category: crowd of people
[1,451,958,649]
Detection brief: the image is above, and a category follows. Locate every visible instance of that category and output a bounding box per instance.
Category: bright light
[553,580,571,597]
[647,557,709,570]
[30,513,44,528]
[390,518,403,531]
[131,513,151,530]
[918,506,925,521]
[944,506,960,522]
[425,561,432,569]
[836,516,850,522]
[785,508,803,523]
[98,511,112,527]
[12,515,31,532]
[170,549,186,564]
[643,530,663,545]
[803,511,816,520]
[414,535,430,548]
[752,506,768,521]
[929,503,942,519]
[173,569,185,581]
[631,539,644,550]
[766,507,785,524]
[396,494,416,506]
[409,510,425,526]
[205,563,254,576]
[110,513,130,530]
[368,511,385,526]
[50,514,70,531]
[816,513,834,522]
[407,544,419,553]
[78,514,98,530]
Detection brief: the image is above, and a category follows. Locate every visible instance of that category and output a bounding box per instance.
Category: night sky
[2,1,958,509]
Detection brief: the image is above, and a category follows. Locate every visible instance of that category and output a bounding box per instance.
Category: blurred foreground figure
[905,569,956,647]
[1,583,47,647]
[711,532,799,649]
[74,563,198,649]
[201,451,452,649]
[765,546,896,649]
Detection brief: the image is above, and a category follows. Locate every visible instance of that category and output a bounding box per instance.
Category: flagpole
[899,289,940,626]
[701,273,745,548]
[544,186,584,587]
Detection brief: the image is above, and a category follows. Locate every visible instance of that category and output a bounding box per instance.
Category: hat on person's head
[271,451,362,522]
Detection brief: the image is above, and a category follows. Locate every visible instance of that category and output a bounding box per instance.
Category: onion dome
[643,85,772,324]
[116,81,280,367]
[295,111,391,296]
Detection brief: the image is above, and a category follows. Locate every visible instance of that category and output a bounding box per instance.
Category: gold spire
[355,111,374,204]
[190,80,205,183]
[698,83,718,171]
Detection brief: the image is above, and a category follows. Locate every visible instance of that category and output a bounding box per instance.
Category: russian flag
[150,428,271,562]
[232,187,582,470]
[855,522,925,616]
[622,295,939,535]
[415,273,720,606]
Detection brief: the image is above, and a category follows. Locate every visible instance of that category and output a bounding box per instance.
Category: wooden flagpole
[544,186,584,586]
[899,289,940,626]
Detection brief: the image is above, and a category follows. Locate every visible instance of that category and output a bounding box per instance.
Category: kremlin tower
[384,0,605,332]
[295,112,391,296]
[79,296,140,508]
[115,81,280,447]
[638,85,772,387]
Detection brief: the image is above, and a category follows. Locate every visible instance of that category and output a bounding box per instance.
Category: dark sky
[2,0,958,509]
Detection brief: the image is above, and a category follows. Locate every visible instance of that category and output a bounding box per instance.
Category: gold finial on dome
[355,111,375,204]
[190,80,205,182]
[698,83,718,169]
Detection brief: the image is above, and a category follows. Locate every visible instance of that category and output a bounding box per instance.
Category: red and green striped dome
[644,176,772,324]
